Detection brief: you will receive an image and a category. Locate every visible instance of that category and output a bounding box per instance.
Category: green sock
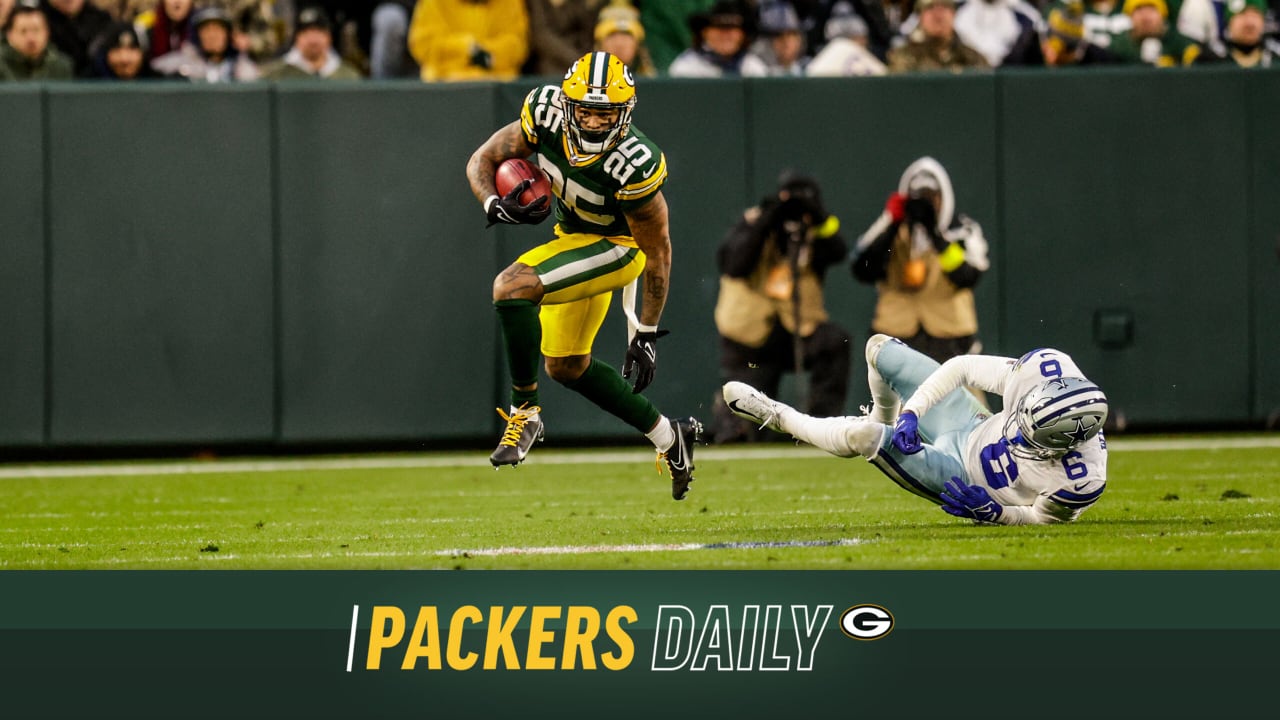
[495,299,542,407]
[563,359,662,433]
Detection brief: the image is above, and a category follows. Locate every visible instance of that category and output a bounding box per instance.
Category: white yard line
[0,436,1276,480]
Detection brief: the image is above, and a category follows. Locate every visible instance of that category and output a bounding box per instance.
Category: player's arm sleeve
[902,355,1014,418]
[997,479,1106,525]
[936,216,989,289]
[850,213,897,283]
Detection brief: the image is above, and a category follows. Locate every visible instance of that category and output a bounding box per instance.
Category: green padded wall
[0,87,47,446]
[45,86,276,445]
[1249,71,1280,425]
[276,83,499,442]
[999,68,1251,426]
[747,74,1001,412]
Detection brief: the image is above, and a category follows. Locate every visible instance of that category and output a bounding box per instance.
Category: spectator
[1215,0,1275,65]
[806,1,888,74]
[753,0,810,75]
[781,0,889,61]
[850,156,990,365]
[1041,0,1115,64]
[261,5,361,78]
[1,0,74,79]
[1106,0,1203,66]
[952,0,1046,66]
[407,0,527,81]
[527,0,604,77]
[89,19,157,78]
[217,0,292,64]
[638,0,712,73]
[711,171,851,444]
[151,5,258,81]
[1077,0,1131,50]
[594,0,655,76]
[1176,0,1226,55]
[41,0,112,76]
[887,0,990,72]
[668,0,769,76]
[369,1,417,77]
[135,0,193,60]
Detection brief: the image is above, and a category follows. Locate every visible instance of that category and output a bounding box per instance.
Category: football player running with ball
[466,51,703,500]
[723,335,1110,524]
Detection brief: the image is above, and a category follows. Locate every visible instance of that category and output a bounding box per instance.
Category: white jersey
[903,348,1108,524]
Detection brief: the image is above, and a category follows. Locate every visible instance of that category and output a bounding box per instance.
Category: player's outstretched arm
[466,120,535,204]
[901,355,1014,418]
[624,191,671,328]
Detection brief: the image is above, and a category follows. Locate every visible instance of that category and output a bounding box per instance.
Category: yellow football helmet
[561,51,636,157]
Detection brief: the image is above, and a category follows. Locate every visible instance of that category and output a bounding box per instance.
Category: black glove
[622,329,669,393]
[469,44,493,69]
[485,179,550,227]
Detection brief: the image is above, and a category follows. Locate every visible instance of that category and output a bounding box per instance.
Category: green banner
[0,571,1274,717]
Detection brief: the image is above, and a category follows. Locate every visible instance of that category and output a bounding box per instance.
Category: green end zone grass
[1,436,1277,569]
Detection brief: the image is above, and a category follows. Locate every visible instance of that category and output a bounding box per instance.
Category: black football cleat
[490,405,545,467]
[659,417,703,501]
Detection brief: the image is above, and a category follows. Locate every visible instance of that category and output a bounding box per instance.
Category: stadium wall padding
[0,68,1275,450]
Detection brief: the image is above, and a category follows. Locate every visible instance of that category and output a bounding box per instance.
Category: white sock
[646,416,675,452]
[777,408,861,458]
[867,365,900,425]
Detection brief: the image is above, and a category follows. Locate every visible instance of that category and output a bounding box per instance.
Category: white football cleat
[722,381,789,434]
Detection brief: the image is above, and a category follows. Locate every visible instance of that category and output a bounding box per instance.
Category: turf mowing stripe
[1,436,1277,479]
[433,538,865,557]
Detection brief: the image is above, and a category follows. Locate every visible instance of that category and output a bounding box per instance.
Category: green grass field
[2,435,1277,570]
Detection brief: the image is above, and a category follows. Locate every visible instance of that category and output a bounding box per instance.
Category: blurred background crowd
[2,0,1277,82]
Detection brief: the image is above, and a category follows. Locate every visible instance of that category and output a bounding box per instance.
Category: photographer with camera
[711,171,852,444]
[850,156,990,364]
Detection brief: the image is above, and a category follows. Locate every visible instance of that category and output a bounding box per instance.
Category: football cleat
[490,405,545,467]
[658,417,702,501]
[721,381,788,433]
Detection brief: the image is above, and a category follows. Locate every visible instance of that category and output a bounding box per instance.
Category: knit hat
[1121,0,1168,18]
[296,6,333,33]
[102,22,143,51]
[916,0,957,10]
[1224,0,1267,21]
[759,1,802,35]
[824,1,868,40]
[594,1,645,43]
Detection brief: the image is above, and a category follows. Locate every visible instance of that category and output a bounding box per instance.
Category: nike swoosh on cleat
[727,399,763,423]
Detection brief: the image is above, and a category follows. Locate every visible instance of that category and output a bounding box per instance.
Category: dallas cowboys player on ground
[465,51,702,500]
[723,334,1109,524]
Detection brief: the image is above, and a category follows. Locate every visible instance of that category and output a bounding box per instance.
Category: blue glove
[891,411,922,454]
[940,477,1004,523]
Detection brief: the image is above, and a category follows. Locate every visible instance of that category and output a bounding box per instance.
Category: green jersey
[519,84,668,239]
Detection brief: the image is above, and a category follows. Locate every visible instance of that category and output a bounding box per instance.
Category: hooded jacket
[851,156,990,339]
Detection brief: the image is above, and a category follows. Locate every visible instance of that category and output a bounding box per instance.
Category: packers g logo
[839,604,894,641]
[622,65,635,86]
[564,59,580,80]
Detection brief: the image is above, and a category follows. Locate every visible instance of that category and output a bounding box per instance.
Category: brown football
[496,157,553,208]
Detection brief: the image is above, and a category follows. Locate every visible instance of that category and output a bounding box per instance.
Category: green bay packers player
[465,51,703,501]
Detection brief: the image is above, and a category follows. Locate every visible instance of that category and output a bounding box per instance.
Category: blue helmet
[1006,377,1108,460]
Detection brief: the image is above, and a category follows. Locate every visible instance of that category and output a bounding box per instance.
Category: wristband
[937,242,966,272]
[483,195,499,212]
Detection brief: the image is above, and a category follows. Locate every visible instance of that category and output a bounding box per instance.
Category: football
[495,157,553,208]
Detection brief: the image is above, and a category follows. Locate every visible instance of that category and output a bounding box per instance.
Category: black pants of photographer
[712,321,851,444]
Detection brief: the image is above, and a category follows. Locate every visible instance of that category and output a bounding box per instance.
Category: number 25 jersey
[519,84,668,239]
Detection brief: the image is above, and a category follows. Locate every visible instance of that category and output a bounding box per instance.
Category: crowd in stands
[2,0,1277,82]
